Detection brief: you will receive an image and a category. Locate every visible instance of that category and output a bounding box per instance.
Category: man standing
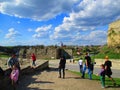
[81,53,92,80]
[58,55,66,79]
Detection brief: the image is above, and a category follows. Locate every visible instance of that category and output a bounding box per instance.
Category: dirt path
[17,66,119,90]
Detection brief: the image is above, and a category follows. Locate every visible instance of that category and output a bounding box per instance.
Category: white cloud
[60,0,120,28]
[33,25,52,38]
[50,29,107,45]
[0,0,79,21]
[5,28,21,39]
[75,30,107,45]
[35,25,52,32]
[51,0,120,45]
[1,0,120,45]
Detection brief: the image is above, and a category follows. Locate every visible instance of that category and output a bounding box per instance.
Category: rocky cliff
[107,20,120,47]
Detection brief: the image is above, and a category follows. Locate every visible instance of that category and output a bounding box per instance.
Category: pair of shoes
[58,76,61,78]
[81,76,85,79]
[101,86,105,88]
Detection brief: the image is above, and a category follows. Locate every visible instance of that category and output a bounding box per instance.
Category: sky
[0,0,120,46]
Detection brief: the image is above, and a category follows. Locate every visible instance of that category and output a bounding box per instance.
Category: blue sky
[0,0,120,46]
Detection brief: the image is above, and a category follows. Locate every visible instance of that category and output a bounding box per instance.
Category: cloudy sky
[0,0,120,46]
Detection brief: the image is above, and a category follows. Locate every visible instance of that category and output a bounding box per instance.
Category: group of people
[58,53,93,79]
[0,52,117,89]
[0,53,37,90]
[78,53,116,88]
[78,53,93,80]
[98,56,116,88]
[7,54,20,90]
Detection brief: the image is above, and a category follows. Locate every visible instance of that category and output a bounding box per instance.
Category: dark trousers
[32,60,36,66]
[59,68,65,78]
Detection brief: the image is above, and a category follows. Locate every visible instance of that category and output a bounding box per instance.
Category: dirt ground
[17,66,120,90]
[0,59,120,90]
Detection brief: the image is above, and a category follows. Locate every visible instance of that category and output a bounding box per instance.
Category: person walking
[104,56,116,86]
[58,55,66,79]
[78,58,83,73]
[31,53,36,68]
[97,64,105,88]
[81,52,92,80]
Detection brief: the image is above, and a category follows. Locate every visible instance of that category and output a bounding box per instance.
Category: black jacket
[59,57,66,68]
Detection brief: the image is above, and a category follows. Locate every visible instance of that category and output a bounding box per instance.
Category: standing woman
[31,53,36,68]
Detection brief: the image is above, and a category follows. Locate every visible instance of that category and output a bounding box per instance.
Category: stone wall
[19,47,73,60]
[107,20,120,47]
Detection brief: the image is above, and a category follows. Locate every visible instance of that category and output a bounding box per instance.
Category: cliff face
[107,20,120,47]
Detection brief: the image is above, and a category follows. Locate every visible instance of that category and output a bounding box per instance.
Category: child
[10,64,19,90]
[97,64,105,88]
[81,63,86,79]
[78,58,83,73]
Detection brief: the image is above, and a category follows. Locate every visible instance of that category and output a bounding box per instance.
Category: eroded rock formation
[107,20,120,47]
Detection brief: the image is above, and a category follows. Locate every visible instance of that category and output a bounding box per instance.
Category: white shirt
[78,59,83,65]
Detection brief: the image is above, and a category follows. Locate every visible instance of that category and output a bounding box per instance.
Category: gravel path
[17,66,120,90]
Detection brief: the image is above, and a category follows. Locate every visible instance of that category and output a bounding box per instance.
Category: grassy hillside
[95,45,120,59]
[72,45,120,61]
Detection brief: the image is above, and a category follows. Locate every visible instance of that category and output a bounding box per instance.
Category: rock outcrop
[107,20,120,47]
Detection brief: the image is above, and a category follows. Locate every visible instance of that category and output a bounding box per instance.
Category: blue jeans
[87,67,92,79]
[82,64,92,79]
[79,65,83,73]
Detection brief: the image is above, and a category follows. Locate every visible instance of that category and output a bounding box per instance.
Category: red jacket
[31,54,36,61]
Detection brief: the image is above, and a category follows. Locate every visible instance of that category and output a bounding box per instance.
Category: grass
[0,54,9,58]
[95,45,120,59]
[95,53,120,59]
[69,70,120,87]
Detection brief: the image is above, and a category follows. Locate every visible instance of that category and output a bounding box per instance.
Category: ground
[0,59,120,90]
[17,60,120,90]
